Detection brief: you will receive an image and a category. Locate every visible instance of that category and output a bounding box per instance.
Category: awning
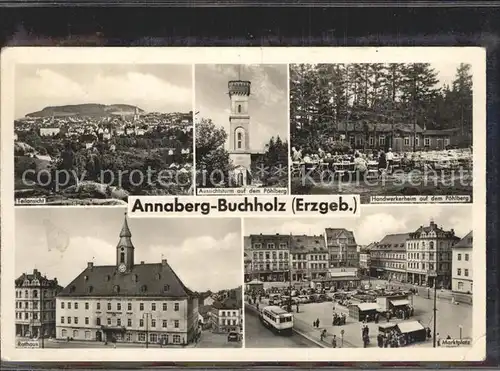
[379,322,397,330]
[357,303,380,311]
[390,299,410,306]
[397,321,425,334]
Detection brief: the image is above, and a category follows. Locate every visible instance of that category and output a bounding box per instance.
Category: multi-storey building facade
[358,245,372,275]
[56,215,199,346]
[452,231,473,294]
[290,235,328,281]
[325,228,359,268]
[210,297,242,334]
[370,234,408,282]
[15,270,62,338]
[244,234,290,282]
[406,221,459,289]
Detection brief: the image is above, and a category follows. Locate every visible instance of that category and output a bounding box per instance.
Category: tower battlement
[228,80,251,97]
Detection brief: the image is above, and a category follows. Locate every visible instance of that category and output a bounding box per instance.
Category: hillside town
[15,214,242,348]
[244,220,473,348]
[14,105,194,204]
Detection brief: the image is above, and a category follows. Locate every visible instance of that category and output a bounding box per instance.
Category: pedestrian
[316,318,320,328]
[426,327,431,339]
[313,320,316,328]
[377,333,383,348]
[331,335,337,348]
[320,329,327,341]
[437,333,441,347]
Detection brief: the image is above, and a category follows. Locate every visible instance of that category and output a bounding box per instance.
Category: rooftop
[58,260,195,298]
[454,231,473,249]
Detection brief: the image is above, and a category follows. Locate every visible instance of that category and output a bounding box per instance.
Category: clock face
[118,263,126,273]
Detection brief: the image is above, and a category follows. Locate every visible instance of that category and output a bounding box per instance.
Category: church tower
[228,78,252,185]
[116,213,135,272]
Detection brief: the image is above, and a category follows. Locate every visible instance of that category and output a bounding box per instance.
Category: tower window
[238,104,242,113]
[237,132,242,149]
[120,252,125,263]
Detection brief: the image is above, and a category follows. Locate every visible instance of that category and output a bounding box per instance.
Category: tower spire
[117,212,135,269]
[120,212,132,238]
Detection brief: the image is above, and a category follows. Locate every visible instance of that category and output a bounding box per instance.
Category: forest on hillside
[290,63,473,152]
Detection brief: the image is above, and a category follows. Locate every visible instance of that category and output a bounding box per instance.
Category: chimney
[87,262,93,270]
[140,261,145,265]
[451,228,455,235]
[162,259,167,266]
[33,269,38,275]
[430,220,435,228]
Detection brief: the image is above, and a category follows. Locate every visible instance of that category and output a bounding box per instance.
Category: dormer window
[163,285,170,292]
[155,273,161,280]
[132,274,138,282]
[105,275,111,282]
[69,285,76,293]
[87,286,94,293]
[84,276,88,281]
[113,285,120,293]
[140,285,148,293]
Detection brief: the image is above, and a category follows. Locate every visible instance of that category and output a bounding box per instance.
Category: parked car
[269,294,281,306]
[296,295,309,303]
[227,332,240,342]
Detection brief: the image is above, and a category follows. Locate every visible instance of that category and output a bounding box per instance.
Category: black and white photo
[15,208,243,348]
[195,64,289,194]
[244,205,473,348]
[290,63,473,203]
[14,64,194,206]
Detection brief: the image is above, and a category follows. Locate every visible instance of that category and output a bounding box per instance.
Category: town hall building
[56,214,200,346]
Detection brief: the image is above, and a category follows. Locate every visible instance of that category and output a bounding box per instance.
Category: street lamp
[428,270,438,348]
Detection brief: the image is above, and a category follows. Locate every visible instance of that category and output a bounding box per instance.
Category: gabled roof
[378,233,410,247]
[454,231,473,249]
[336,121,424,134]
[15,269,61,289]
[290,235,326,252]
[325,228,356,244]
[212,297,241,310]
[58,261,195,298]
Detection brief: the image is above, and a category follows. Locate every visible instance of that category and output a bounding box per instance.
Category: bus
[259,305,293,335]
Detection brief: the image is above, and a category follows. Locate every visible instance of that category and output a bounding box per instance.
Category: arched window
[24,290,28,298]
[238,104,242,113]
[235,128,245,150]
[237,132,242,149]
[429,241,434,249]
[120,252,125,263]
[33,290,38,298]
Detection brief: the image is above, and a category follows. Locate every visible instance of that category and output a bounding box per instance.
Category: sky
[15,208,242,291]
[195,64,288,152]
[244,204,471,246]
[432,62,465,88]
[14,64,193,118]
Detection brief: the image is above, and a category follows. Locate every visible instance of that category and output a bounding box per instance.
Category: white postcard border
[1,47,487,362]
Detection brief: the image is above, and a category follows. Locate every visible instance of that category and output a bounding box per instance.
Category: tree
[260,135,289,186]
[290,63,472,154]
[195,118,233,187]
